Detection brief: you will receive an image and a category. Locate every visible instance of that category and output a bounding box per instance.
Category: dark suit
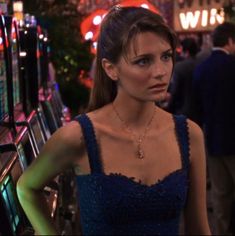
[192,50,235,156]
[192,49,235,235]
[168,57,196,118]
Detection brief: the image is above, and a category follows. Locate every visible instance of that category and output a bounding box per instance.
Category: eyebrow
[131,48,173,59]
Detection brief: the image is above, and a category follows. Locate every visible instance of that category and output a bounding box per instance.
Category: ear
[101,58,118,81]
[228,37,233,47]
[227,37,235,54]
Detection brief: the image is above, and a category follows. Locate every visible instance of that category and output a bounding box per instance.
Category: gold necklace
[112,103,156,159]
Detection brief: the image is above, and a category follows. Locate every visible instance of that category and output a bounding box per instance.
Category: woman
[17,6,211,235]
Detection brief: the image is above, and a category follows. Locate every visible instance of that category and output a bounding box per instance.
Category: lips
[149,83,167,90]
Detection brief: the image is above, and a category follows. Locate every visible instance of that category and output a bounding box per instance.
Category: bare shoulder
[39,119,84,162]
[17,120,85,190]
[186,119,205,163]
[47,120,82,146]
[187,119,204,143]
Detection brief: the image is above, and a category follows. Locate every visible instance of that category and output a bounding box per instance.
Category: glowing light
[19,51,27,57]
[39,34,44,39]
[13,1,23,12]
[216,8,224,24]
[93,42,97,49]
[210,8,217,25]
[201,10,208,27]
[0,37,2,44]
[85,31,93,40]
[93,15,102,25]
[43,37,48,42]
[179,8,225,30]
[19,20,24,27]
[141,4,149,9]
[180,11,200,29]
[80,9,107,41]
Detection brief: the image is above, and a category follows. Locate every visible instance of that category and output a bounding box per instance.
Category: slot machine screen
[38,104,51,140]
[0,175,20,234]
[17,143,27,171]
[48,96,62,128]
[17,128,37,165]
[41,99,58,134]
[29,115,45,152]
[0,17,8,121]
[11,19,20,106]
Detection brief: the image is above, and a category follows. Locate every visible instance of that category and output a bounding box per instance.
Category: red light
[80,9,107,42]
[80,1,159,54]
[120,0,159,14]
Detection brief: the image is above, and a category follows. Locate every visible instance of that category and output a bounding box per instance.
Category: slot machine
[0,15,8,123]
[0,107,54,234]
[0,15,37,153]
[18,16,58,137]
[0,130,75,235]
[37,29,65,129]
[0,14,16,134]
[0,13,57,234]
[0,113,60,234]
[0,11,74,235]
[0,149,33,235]
[37,27,67,127]
[3,13,61,222]
[0,141,59,235]
[2,15,49,153]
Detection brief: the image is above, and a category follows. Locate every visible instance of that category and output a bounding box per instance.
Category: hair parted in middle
[87,6,178,112]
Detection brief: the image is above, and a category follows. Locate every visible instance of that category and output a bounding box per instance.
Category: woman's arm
[184,120,211,235]
[17,121,82,235]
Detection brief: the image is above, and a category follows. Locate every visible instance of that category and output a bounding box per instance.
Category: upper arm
[17,120,83,191]
[184,119,211,234]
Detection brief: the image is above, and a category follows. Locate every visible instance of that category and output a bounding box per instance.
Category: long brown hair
[87,6,177,112]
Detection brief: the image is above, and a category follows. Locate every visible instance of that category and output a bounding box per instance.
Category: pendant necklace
[112,103,156,159]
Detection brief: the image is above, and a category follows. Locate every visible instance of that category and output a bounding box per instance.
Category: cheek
[120,69,150,85]
[132,72,151,83]
[166,63,173,79]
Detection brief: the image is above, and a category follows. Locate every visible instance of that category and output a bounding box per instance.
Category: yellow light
[201,10,208,27]
[179,11,200,30]
[210,8,217,25]
[13,1,23,12]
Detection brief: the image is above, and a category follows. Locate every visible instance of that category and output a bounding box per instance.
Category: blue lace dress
[75,114,189,235]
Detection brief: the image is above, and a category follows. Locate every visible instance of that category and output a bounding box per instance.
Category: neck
[212,47,230,55]
[112,99,157,129]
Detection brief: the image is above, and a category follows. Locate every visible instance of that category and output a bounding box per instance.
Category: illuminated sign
[174,0,225,31]
[13,1,24,21]
[80,0,159,54]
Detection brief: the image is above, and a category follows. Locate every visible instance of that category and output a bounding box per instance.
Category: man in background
[192,22,235,235]
[167,37,199,118]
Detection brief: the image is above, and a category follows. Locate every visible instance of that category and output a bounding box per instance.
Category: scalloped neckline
[76,167,187,188]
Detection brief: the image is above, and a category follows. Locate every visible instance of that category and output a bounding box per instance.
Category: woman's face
[114,32,173,102]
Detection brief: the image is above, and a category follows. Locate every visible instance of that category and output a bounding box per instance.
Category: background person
[192,22,235,235]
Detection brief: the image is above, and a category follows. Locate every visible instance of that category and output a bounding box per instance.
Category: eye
[161,52,173,62]
[134,57,151,67]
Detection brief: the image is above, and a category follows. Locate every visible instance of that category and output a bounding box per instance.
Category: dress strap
[173,115,190,169]
[74,114,102,174]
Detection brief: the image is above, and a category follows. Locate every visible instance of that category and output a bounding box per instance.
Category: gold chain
[112,103,156,159]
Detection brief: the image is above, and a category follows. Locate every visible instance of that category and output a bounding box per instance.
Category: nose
[151,61,167,80]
